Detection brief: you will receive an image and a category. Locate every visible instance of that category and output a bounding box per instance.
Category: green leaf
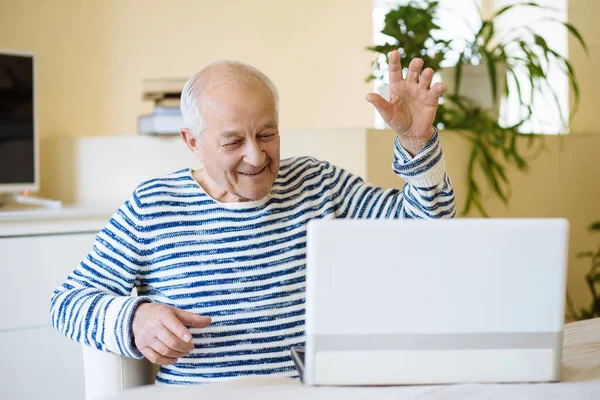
[590,222,600,232]
[563,59,580,116]
[517,42,539,101]
[562,21,589,56]
[477,148,509,204]
[532,33,550,53]
[508,69,524,110]
[454,53,464,95]
[462,148,479,216]
[540,47,580,117]
[580,308,594,320]
[566,293,581,320]
[534,17,588,56]
[492,160,508,184]
[532,33,553,67]
[482,51,498,105]
[511,150,528,171]
[493,2,554,18]
[474,20,489,41]
[577,251,595,259]
[481,21,495,48]
[472,194,489,218]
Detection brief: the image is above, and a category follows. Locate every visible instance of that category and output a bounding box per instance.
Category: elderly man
[50,50,455,385]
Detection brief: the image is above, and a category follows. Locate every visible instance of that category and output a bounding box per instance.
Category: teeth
[240,167,265,175]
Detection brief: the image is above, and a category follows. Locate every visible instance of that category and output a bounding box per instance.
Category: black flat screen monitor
[0,51,37,194]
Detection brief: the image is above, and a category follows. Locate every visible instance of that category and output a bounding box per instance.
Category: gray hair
[180,60,280,140]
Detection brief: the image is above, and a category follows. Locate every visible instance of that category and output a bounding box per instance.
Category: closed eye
[223,140,243,148]
[259,133,277,141]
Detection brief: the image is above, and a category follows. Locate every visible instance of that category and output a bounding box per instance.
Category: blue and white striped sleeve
[331,127,455,219]
[50,190,151,359]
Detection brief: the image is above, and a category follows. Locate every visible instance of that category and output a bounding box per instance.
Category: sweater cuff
[392,127,447,187]
[104,296,153,359]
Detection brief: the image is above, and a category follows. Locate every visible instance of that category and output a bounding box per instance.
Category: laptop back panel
[303,219,569,385]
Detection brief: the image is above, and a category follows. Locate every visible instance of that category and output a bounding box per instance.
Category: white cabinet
[0,325,85,399]
[0,233,98,331]
[0,208,111,400]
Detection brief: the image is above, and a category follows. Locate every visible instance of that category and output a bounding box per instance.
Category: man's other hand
[131,303,211,365]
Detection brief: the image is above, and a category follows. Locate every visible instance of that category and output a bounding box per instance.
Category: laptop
[292,218,570,386]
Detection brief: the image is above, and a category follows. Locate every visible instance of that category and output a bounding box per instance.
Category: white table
[105,318,600,400]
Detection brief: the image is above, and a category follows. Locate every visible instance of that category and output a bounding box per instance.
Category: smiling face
[181,80,280,203]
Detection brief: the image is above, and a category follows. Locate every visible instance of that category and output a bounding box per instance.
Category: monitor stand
[0,193,62,210]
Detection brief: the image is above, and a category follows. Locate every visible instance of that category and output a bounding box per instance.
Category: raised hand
[366,50,445,156]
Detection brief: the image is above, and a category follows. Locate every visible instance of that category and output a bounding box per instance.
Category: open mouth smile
[238,165,268,176]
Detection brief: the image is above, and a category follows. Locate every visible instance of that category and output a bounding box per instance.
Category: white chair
[81,344,158,400]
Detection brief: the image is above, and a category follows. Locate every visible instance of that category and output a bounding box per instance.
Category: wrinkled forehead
[196,85,277,142]
[192,63,277,116]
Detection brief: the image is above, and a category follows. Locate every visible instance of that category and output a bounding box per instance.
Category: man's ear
[180,128,202,159]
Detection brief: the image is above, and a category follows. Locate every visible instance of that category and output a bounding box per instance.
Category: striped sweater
[50,131,455,385]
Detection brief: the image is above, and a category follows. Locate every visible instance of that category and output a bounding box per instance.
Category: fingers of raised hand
[406,58,424,83]
[428,82,446,101]
[388,50,403,84]
[419,67,434,90]
[365,93,394,123]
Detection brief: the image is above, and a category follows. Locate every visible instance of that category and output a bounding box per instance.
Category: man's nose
[243,140,267,167]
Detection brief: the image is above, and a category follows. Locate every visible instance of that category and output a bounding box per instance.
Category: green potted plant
[366,0,449,83]
[445,2,588,128]
[367,0,587,216]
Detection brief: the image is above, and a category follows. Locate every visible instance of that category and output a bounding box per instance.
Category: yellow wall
[366,129,600,316]
[569,0,600,133]
[0,0,373,139]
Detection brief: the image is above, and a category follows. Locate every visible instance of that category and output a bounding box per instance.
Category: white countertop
[0,204,114,236]
[0,204,114,221]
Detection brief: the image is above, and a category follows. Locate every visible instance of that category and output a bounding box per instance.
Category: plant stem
[461,146,479,216]
[585,275,599,318]
[565,293,580,321]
